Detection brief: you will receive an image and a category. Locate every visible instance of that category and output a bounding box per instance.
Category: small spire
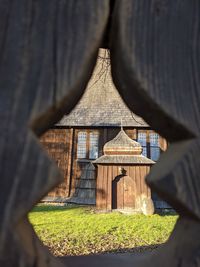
[121,118,123,131]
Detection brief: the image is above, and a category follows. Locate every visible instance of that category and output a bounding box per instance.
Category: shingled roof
[94,129,154,165]
[58,49,148,127]
[104,129,142,155]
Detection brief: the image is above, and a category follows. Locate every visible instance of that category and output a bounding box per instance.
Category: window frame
[136,129,161,161]
[149,132,160,161]
[89,132,99,160]
[76,131,87,159]
[137,131,148,157]
[76,130,99,160]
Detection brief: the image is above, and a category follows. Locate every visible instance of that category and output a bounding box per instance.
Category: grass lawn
[29,205,178,256]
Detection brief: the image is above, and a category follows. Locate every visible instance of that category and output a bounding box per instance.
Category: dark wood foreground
[1,1,200,267]
[0,1,109,266]
[60,253,146,267]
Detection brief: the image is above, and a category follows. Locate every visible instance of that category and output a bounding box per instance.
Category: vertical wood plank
[107,165,112,211]
[99,129,104,157]
[70,129,79,196]
[66,128,74,197]
[103,165,108,210]
[146,166,151,198]
[135,166,140,199]
[96,165,102,209]
[40,128,70,198]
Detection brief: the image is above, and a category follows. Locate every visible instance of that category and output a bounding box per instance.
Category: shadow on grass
[31,204,84,213]
[155,209,177,216]
[59,244,162,267]
[99,243,162,254]
[32,204,177,217]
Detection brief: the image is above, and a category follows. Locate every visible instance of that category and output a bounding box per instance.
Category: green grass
[29,205,178,256]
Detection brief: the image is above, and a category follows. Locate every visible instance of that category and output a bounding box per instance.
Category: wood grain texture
[111,0,200,219]
[40,127,161,204]
[0,1,109,266]
[70,162,96,205]
[58,50,148,128]
[110,0,200,266]
[1,1,200,266]
[40,129,71,197]
[111,0,200,141]
[96,164,152,212]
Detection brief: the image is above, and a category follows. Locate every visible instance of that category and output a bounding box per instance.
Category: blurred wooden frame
[1,1,200,267]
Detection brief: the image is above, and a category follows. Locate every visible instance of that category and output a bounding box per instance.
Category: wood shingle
[58,50,148,127]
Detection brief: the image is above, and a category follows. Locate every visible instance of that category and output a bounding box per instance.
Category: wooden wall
[96,164,151,211]
[40,128,73,198]
[40,127,166,201]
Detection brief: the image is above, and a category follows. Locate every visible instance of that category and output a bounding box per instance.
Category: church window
[149,133,160,161]
[89,132,99,159]
[77,131,99,159]
[77,132,87,159]
[137,130,160,161]
[137,132,147,157]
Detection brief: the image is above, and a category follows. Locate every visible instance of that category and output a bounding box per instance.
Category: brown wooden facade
[40,126,167,204]
[39,50,168,207]
[95,165,151,211]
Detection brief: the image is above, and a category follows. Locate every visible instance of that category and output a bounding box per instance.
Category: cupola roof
[94,130,154,165]
[104,130,142,155]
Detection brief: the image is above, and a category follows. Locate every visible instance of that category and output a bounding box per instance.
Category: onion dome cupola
[104,130,142,156]
[94,129,154,165]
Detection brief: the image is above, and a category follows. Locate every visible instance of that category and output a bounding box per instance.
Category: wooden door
[112,175,135,210]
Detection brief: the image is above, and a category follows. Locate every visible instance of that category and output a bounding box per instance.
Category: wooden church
[94,129,155,214]
[40,49,168,210]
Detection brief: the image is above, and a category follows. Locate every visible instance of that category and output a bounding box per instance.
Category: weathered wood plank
[103,165,108,210]
[66,128,74,197]
[107,166,112,211]
[0,1,109,266]
[96,165,103,210]
[1,1,200,267]
[111,0,200,218]
[110,1,200,266]
[40,129,70,197]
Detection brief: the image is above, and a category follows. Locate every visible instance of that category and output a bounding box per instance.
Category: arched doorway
[112,175,136,210]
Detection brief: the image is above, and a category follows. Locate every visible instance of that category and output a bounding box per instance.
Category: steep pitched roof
[58,49,148,127]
